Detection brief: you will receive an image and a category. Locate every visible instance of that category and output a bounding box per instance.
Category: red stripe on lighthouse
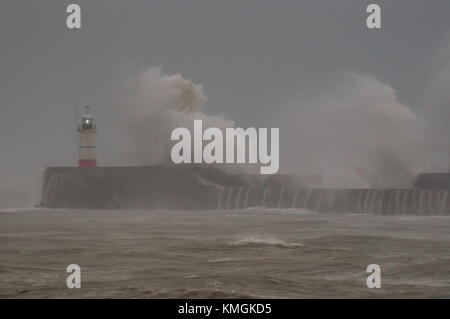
[78,160,97,167]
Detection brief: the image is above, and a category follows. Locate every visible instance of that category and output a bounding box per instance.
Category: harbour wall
[40,167,450,215]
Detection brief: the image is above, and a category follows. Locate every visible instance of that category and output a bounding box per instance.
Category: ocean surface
[0,208,449,298]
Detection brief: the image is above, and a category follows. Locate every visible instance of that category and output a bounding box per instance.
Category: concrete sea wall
[40,166,450,215]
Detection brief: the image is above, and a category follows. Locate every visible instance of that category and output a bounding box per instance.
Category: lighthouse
[77,106,97,167]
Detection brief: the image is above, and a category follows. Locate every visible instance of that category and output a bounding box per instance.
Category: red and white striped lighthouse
[77,106,97,167]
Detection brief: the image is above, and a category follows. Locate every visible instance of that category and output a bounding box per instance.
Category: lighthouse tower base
[78,160,97,167]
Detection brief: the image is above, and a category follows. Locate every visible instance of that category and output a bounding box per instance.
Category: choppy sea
[0,208,449,298]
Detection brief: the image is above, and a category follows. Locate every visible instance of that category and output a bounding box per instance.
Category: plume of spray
[116,67,234,165]
[116,67,424,187]
[278,73,424,188]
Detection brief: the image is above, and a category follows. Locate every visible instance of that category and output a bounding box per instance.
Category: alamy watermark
[65,4,381,30]
[366,264,381,289]
[170,120,279,174]
[66,264,81,289]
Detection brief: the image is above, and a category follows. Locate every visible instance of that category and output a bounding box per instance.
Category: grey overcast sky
[1,0,450,191]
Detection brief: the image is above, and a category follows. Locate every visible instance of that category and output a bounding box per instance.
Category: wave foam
[230,236,303,248]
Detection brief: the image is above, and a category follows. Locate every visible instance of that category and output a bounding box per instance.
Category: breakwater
[40,166,450,215]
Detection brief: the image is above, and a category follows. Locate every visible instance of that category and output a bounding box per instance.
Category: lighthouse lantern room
[77,106,97,167]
